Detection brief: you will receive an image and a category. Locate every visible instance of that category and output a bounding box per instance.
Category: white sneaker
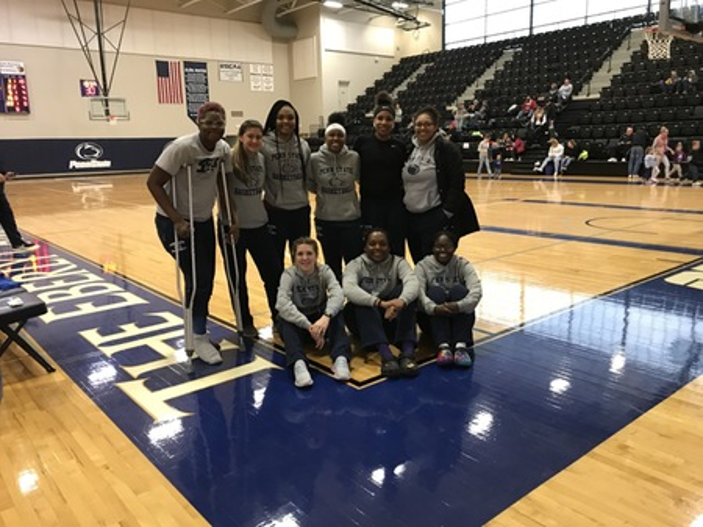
[693,181,702,187]
[294,360,313,388]
[332,356,350,381]
[193,334,223,365]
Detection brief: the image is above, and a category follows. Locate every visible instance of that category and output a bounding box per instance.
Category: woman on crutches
[147,102,235,365]
[220,120,282,338]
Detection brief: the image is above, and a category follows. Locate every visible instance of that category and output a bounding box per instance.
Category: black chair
[675,107,692,120]
[640,96,655,109]
[680,122,697,136]
[667,123,681,136]
[660,107,676,121]
[631,109,646,123]
[605,125,620,139]
[616,110,631,124]
[0,289,54,373]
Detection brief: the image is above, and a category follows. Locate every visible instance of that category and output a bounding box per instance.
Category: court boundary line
[519,198,703,215]
[482,225,703,255]
[17,232,702,390]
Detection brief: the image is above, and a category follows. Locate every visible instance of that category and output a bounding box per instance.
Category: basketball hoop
[644,26,673,60]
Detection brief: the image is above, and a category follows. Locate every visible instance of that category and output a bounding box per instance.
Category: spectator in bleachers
[513,135,526,161]
[557,78,573,106]
[660,70,682,94]
[684,139,702,186]
[476,134,493,178]
[535,138,564,179]
[547,82,559,105]
[547,119,559,141]
[682,70,698,94]
[561,139,582,173]
[608,126,633,162]
[453,102,469,132]
[475,100,489,128]
[527,106,547,137]
[499,133,514,160]
[516,95,537,124]
[628,126,648,180]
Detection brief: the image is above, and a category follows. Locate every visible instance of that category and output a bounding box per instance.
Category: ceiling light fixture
[392,1,409,9]
[324,0,344,8]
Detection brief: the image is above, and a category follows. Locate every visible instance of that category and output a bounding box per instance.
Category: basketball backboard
[88,97,130,122]
[659,0,703,42]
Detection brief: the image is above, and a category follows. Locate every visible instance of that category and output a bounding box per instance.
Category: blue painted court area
[7,245,703,527]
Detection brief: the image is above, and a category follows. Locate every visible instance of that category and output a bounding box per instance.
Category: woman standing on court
[308,122,362,281]
[353,92,408,257]
[222,119,282,338]
[261,100,312,267]
[147,102,234,365]
[342,228,419,378]
[276,237,351,388]
[402,105,480,264]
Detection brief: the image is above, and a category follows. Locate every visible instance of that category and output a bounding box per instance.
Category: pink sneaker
[436,348,454,367]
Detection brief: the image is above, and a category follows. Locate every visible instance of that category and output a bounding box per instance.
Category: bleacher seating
[337,13,701,172]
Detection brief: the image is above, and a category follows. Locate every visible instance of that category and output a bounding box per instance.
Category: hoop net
[644,26,673,60]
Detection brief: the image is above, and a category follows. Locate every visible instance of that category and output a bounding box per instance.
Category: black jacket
[432,137,480,238]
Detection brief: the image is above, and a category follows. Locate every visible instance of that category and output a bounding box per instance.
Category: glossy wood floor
[1,173,702,526]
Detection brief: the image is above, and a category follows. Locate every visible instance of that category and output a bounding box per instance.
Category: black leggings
[156,214,215,334]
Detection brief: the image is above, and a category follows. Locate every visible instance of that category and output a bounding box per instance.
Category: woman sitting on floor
[416,231,482,369]
[342,228,419,378]
[276,237,351,388]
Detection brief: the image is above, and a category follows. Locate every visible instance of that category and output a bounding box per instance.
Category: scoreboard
[0,61,30,114]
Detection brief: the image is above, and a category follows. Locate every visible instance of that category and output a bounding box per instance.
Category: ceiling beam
[179,0,203,8]
[225,0,263,14]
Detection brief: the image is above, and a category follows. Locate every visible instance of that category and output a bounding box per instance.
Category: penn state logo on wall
[69,142,112,169]
[75,142,104,161]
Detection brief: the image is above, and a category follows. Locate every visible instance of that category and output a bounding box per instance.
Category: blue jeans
[628,146,644,176]
[344,285,417,350]
[278,311,350,367]
[425,284,475,347]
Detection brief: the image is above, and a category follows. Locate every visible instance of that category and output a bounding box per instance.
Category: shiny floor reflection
[13,240,702,526]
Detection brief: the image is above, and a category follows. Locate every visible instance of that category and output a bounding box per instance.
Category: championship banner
[184,61,209,123]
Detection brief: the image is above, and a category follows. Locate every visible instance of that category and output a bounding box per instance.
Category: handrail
[579,24,635,98]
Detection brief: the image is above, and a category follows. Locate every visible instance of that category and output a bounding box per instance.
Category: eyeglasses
[414,121,436,128]
[200,120,225,127]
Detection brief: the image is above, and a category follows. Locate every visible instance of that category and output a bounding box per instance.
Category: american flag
[156,60,183,104]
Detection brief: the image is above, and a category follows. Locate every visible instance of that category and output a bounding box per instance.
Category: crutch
[218,163,245,335]
[172,165,198,359]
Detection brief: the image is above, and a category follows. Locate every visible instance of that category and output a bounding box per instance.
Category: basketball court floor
[0,173,701,526]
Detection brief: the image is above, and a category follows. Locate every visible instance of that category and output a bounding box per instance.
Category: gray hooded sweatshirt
[227,151,268,229]
[276,263,344,329]
[402,132,442,214]
[309,144,361,222]
[261,132,311,210]
[342,254,419,307]
[415,254,482,314]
